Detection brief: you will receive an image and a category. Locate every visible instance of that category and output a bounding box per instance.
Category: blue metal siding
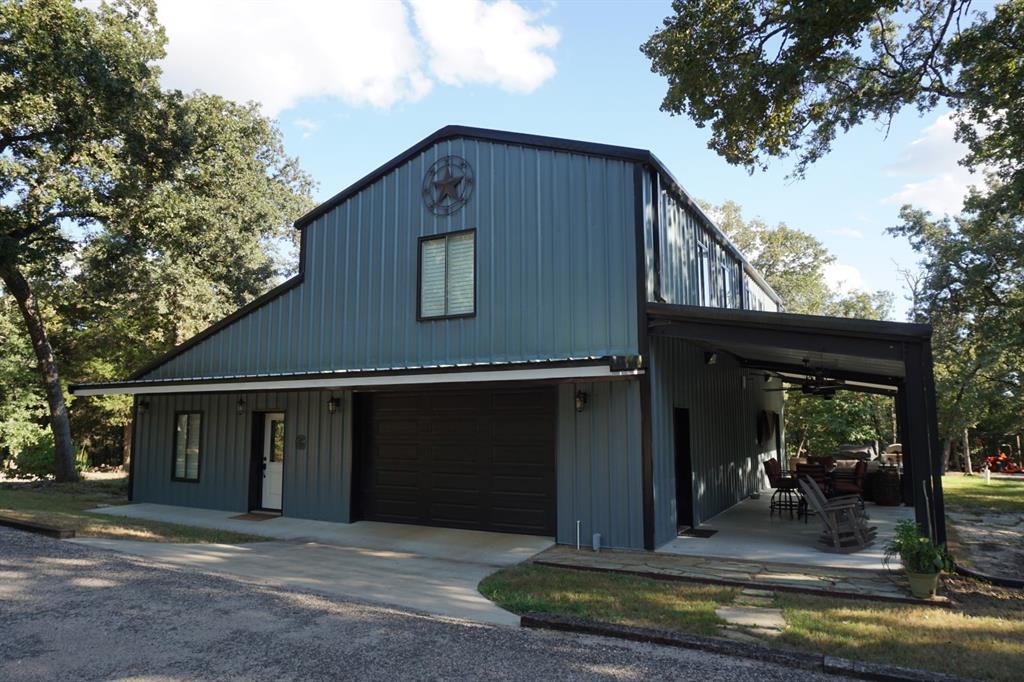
[556,380,644,550]
[143,139,638,380]
[643,173,743,309]
[133,390,351,522]
[649,336,783,546]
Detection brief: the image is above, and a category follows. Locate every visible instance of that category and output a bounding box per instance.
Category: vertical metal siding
[132,390,351,522]
[556,380,644,550]
[645,173,743,309]
[649,336,783,546]
[143,139,639,381]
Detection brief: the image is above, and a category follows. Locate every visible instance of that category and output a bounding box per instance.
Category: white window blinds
[420,231,474,318]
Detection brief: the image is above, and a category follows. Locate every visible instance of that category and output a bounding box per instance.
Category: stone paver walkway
[534,545,943,603]
[716,589,786,642]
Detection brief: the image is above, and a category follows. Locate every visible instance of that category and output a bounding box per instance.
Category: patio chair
[795,463,831,520]
[798,477,876,553]
[763,458,800,518]
[832,460,868,507]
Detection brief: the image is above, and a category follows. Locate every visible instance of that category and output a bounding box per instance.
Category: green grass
[778,589,1024,682]
[942,473,1024,514]
[0,476,266,544]
[480,563,1024,682]
[479,563,736,636]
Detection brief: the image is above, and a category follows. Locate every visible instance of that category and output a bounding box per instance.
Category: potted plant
[884,519,947,598]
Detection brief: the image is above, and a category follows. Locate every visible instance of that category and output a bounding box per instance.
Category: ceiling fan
[762,367,842,400]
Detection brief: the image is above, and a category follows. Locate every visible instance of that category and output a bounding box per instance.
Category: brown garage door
[355,387,556,536]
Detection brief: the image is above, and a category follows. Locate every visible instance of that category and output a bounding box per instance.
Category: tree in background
[644,1,1023,461]
[890,207,1023,466]
[708,200,897,456]
[0,1,313,477]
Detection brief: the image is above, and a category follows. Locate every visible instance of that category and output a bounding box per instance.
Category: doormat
[678,527,718,538]
[229,512,279,522]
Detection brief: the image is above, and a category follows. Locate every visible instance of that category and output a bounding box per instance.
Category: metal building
[71,126,945,550]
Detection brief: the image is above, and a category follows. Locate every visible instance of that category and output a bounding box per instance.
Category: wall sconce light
[574,390,588,413]
[704,351,718,366]
[137,399,149,414]
[236,398,246,415]
[327,397,340,415]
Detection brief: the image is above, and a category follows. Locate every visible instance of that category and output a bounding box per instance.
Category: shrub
[13,432,56,478]
[884,519,948,574]
[11,432,87,479]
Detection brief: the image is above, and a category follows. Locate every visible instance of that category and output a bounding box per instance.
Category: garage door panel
[359,387,555,536]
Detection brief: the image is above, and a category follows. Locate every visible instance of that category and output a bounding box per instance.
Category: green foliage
[0,1,314,467]
[884,519,948,574]
[889,207,1023,442]
[12,431,55,478]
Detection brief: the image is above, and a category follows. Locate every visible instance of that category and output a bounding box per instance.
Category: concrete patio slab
[659,495,914,572]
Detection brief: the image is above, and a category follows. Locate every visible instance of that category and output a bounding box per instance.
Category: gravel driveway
[0,528,847,681]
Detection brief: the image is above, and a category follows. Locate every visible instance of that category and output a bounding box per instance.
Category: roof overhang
[70,357,644,396]
[647,303,932,390]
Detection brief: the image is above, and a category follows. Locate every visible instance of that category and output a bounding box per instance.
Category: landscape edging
[520,612,974,682]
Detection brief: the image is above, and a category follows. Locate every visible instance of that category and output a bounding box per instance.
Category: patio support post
[921,339,946,544]
[902,342,942,542]
[894,389,913,505]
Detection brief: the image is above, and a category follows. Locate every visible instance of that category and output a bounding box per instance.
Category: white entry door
[261,413,285,510]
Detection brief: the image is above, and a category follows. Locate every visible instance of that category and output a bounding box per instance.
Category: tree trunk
[122,421,132,469]
[962,428,973,475]
[941,437,952,474]
[0,263,78,482]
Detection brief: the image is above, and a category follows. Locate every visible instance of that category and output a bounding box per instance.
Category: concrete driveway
[75,503,554,625]
[2,528,848,681]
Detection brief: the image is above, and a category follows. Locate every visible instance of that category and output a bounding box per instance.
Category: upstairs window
[720,262,733,307]
[419,229,475,319]
[172,412,201,482]
[697,241,711,306]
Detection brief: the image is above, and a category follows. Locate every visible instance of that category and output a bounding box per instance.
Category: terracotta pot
[906,571,940,599]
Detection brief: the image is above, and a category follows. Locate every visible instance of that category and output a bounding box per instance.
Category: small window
[172,412,201,481]
[719,262,733,307]
[269,418,285,462]
[419,230,475,319]
[697,241,711,306]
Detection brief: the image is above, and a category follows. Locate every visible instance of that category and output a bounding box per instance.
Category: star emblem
[431,168,463,204]
[422,156,474,216]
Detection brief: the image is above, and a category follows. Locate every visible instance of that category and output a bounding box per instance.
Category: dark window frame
[416,228,477,321]
[171,410,203,483]
[696,239,711,307]
[719,261,733,308]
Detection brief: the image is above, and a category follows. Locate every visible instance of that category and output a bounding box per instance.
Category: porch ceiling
[647,303,932,387]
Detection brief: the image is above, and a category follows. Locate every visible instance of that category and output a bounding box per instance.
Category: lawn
[481,564,1024,682]
[941,473,1024,514]
[479,563,736,636]
[0,476,265,544]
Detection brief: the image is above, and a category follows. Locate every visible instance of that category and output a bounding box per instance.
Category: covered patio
[647,303,946,557]
[658,495,915,571]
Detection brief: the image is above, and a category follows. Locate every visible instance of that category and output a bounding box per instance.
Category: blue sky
[154,0,987,320]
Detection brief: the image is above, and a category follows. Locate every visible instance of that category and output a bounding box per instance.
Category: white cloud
[154,0,559,117]
[294,118,320,139]
[829,227,864,239]
[882,113,982,215]
[824,262,864,295]
[410,0,559,93]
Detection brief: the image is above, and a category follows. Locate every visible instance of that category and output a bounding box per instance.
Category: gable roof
[296,125,782,308]
[98,124,782,387]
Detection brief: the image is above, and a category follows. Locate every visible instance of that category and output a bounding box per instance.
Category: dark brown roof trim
[647,303,932,341]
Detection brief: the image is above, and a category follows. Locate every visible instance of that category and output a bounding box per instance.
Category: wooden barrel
[874,469,902,506]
